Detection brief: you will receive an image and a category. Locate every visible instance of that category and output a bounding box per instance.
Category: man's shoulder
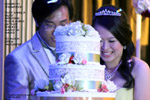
[4,41,31,62]
[9,33,39,55]
[11,39,31,54]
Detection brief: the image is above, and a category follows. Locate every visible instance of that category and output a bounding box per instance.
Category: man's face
[39,6,70,47]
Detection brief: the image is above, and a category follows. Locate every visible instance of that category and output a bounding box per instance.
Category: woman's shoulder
[133,56,149,66]
[132,56,150,77]
[131,57,150,100]
[132,56,149,68]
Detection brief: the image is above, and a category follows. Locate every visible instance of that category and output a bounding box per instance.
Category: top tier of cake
[54,21,101,65]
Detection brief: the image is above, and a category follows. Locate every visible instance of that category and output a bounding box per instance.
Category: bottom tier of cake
[36,91,116,98]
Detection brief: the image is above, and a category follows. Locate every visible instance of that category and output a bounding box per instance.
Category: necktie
[37,32,56,56]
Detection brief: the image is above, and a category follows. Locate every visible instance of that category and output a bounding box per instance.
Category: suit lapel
[30,33,50,77]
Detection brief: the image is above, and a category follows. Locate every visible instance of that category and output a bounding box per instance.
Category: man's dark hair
[32,0,73,26]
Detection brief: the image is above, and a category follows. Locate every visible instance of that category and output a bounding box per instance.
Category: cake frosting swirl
[53,21,100,37]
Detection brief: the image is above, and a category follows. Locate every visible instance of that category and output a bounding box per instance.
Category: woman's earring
[123,46,126,49]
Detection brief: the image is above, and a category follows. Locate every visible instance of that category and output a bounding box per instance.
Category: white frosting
[49,64,105,81]
[54,21,101,56]
[54,21,100,38]
[56,36,100,54]
[37,91,116,98]
[102,80,117,92]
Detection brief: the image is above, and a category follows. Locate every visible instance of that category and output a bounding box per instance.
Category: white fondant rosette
[57,53,71,64]
[53,21,100,37]
[133,0,150,17]
[97,80,117,92]
[72,52,87,64]
[84,24,100,38]
[103,80,117,92]
[61,73,75,85]
[68,21,86,36]
[53,80,63,91]
[53,73,76,94]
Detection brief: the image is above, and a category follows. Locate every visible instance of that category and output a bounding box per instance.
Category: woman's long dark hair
[92,5,135,89]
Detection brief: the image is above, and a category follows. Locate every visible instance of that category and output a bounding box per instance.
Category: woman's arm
[133,57,150,100]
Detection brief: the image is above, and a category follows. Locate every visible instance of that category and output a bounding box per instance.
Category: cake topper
[95,8,122,16]
[47,0,58,4]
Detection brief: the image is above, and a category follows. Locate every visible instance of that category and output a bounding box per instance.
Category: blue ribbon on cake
[56,52,100,63]
[77,80,101,90]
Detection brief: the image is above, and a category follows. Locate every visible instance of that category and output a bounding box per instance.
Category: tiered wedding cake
[35,21,116,98]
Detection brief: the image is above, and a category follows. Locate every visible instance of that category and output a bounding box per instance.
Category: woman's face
[94,25,123,64]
